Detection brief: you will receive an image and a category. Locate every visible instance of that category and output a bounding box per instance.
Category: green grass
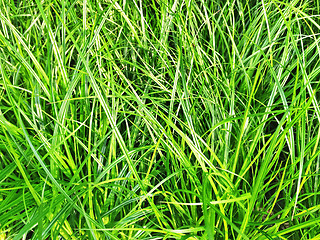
[1,0,320,239]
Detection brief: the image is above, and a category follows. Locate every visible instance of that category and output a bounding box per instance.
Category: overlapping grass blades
[1,0,320,239]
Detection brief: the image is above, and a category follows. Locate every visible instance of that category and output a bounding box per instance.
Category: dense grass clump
[1,0,320,239]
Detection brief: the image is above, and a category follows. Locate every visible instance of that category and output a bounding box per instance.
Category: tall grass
[0,0,320,239]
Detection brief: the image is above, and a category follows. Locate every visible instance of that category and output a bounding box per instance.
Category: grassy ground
[0,0,320,239]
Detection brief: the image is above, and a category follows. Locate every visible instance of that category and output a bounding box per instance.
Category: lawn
[0,0,320,239]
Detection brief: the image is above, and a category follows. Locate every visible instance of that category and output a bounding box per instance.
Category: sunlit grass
[1,0,320,239]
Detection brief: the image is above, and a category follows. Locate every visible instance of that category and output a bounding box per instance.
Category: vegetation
[1,0,320,239]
